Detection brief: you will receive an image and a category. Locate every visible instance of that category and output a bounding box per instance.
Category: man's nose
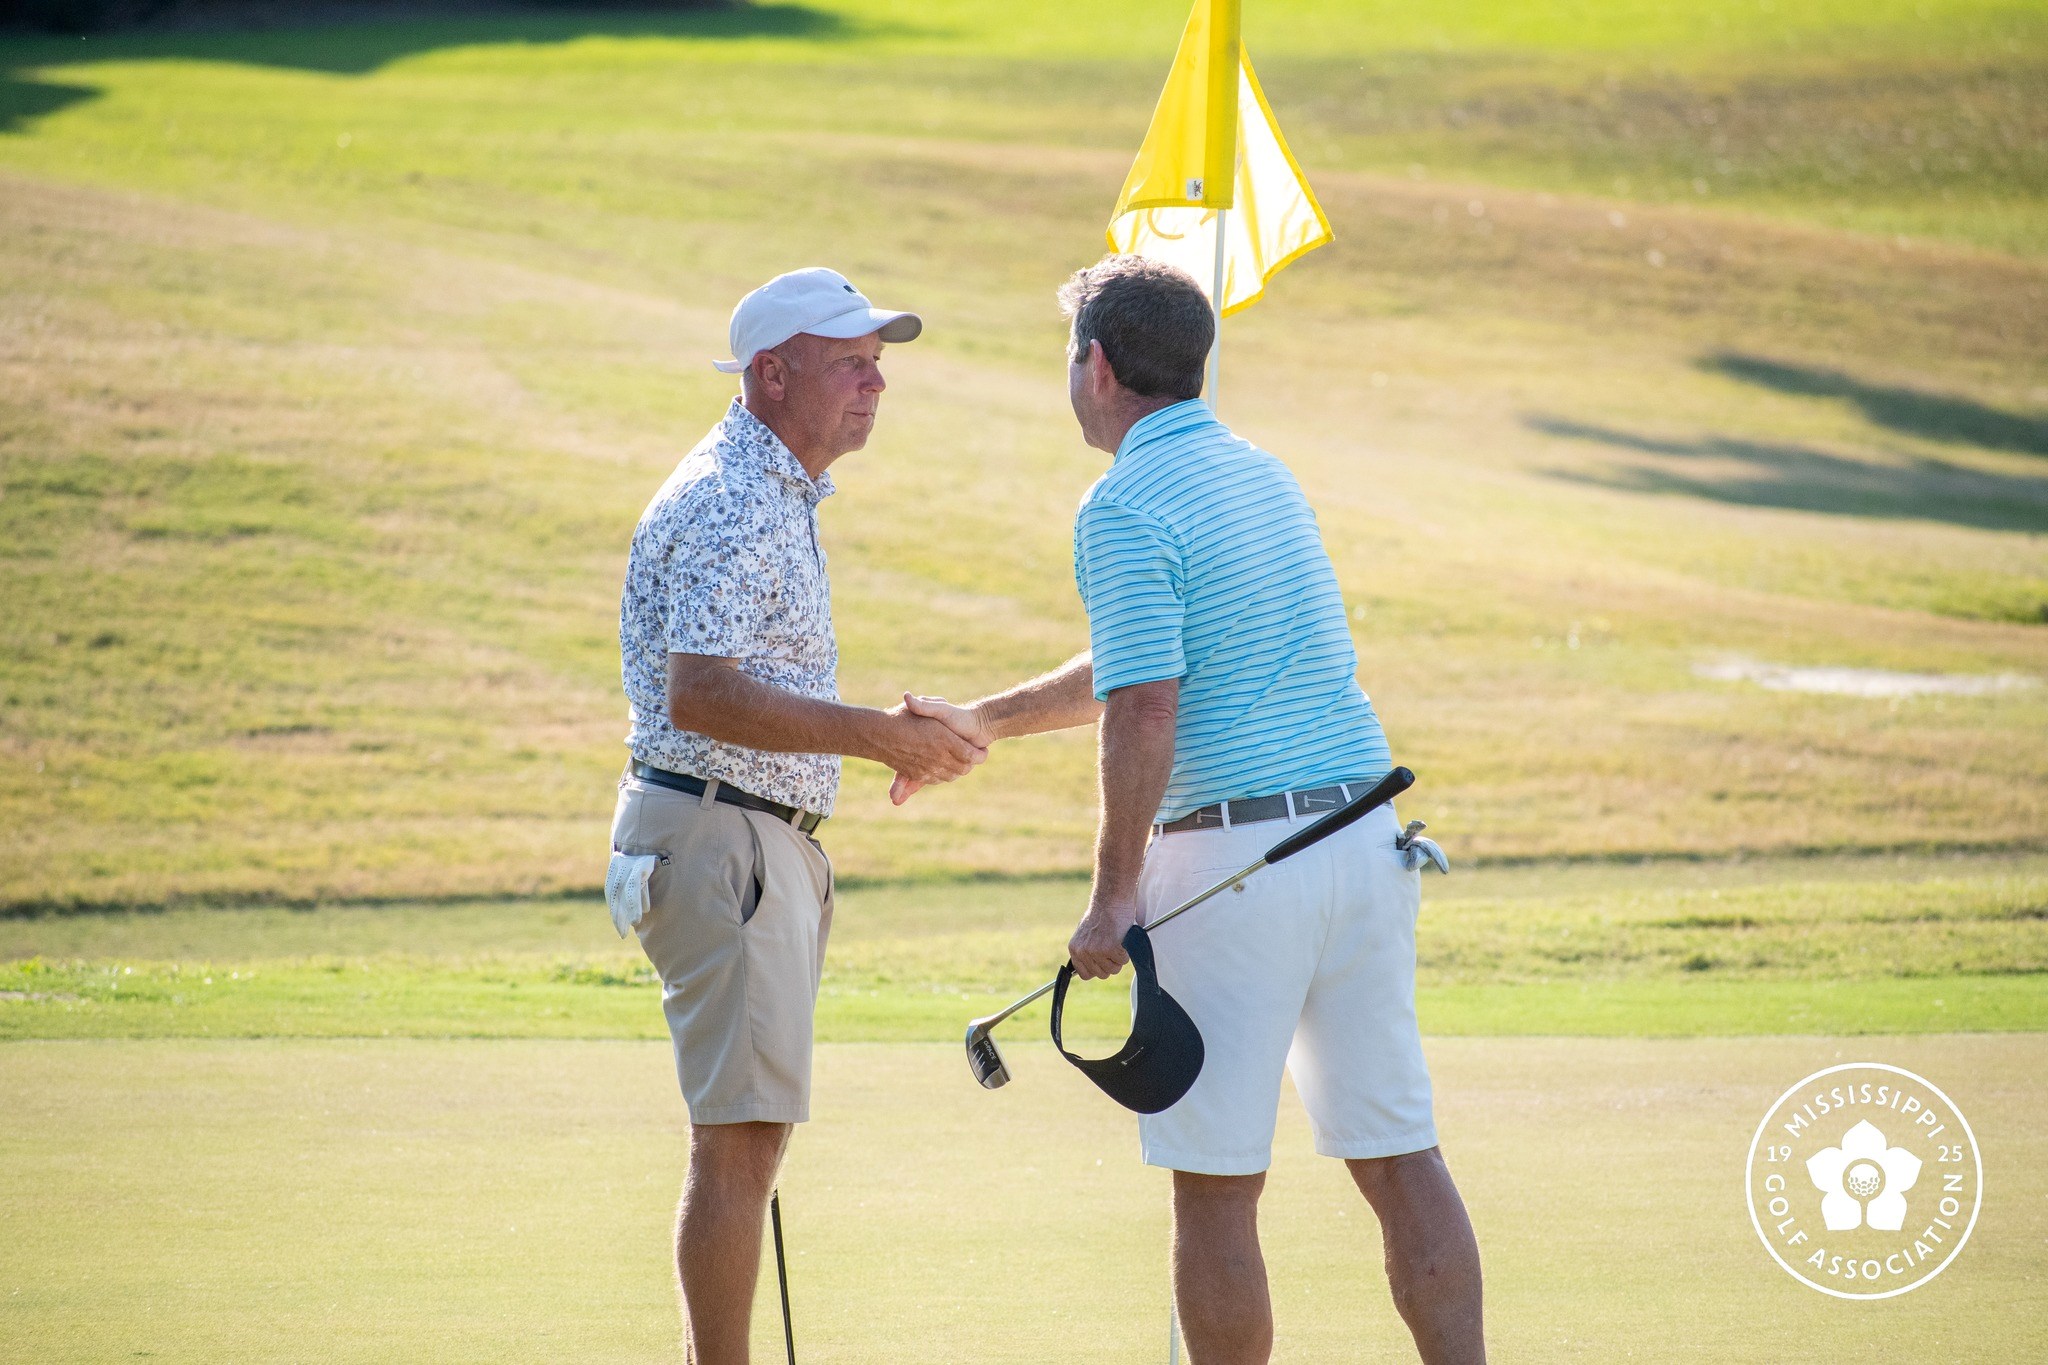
[862,362,885,394]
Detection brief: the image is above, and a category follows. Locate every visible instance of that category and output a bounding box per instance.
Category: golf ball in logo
[1746,1063,1982,1300]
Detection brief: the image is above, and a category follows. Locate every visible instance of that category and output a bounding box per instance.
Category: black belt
[1155,780,1382,836]
[627,760,825,835]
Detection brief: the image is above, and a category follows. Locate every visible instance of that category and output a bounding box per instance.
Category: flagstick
[1204,207,1227,411]
[1169,210,1229,1365]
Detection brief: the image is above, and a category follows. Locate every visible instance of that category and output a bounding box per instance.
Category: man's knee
[1347,1146,1446,1201]
[688,1120,791,1194]
[1173,1169,1266,1215]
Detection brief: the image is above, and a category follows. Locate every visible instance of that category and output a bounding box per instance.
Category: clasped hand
[881,693,991,803]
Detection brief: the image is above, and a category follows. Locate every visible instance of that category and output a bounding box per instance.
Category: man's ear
[751,349,788,402]
[1087,339,1117,396]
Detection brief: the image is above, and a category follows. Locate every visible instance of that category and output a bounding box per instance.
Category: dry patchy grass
[0,8,2044,908]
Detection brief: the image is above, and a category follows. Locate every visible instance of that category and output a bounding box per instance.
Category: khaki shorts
[610,773,833,1125]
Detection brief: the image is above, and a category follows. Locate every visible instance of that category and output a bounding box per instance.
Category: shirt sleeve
[662,491,779,658]
[1074,500,1186,700]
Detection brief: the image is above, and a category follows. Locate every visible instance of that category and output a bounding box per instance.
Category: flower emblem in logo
[1807,1119,1921,1232]
[1749,1063,1982,1299]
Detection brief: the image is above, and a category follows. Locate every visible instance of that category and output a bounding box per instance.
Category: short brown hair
[1058,256,1213,401]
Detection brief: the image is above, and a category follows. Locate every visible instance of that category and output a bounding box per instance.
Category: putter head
[965,1019,1012,1089]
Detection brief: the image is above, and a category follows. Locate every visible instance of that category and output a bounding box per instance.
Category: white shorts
[1136,799,1437,1176]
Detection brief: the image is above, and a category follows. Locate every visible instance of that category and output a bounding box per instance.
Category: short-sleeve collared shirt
[620,398,841,815]
[1072,399,1392,823]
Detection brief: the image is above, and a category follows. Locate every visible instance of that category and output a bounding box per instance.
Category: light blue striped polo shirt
[1073,399,1392,823]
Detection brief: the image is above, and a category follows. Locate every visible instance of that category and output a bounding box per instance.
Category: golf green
[3,1036,2040,1361]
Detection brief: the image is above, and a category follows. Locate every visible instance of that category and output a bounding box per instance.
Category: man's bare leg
[1346,1147,1485,1365]
[1171,1170,1274,1365]
[676,1120,791,1364]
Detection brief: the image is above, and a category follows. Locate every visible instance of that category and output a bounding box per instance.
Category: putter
[965,767,1415,1089]
[771,1189,795,1365]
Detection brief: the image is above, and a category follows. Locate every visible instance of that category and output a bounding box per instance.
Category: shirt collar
[1112,399,1216,465]
[721,398,836,503]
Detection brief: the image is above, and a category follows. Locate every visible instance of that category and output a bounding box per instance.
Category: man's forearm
[976,651,1103,741]
[1092,679,1179,904]
[669,657,890,763]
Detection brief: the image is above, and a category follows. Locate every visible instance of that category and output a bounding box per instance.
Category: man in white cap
[611,267,985,1363]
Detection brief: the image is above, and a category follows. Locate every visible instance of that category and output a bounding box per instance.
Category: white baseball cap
[713,267,922,374]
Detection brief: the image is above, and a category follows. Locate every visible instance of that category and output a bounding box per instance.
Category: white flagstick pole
[1204,207,1227,411]
[1175,209,1226,1364]
[1176,162,1230,1365]
[1183,19,1234,1363]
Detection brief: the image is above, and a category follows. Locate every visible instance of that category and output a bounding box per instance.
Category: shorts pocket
[735,818,767,927]
[613,843,669,871]
[1142,862,1247,924]
[741,866,764,925]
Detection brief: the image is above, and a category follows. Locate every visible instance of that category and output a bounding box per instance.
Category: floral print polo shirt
[620,398,840,815]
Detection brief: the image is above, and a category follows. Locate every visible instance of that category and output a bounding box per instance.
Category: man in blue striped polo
[904,256,1485,1364]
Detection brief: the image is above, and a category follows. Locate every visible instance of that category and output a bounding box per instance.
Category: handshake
[875,693,991,806]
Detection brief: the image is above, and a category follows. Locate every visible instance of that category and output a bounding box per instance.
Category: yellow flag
[1106,0,1331,317]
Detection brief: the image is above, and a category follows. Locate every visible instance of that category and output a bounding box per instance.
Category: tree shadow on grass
[0,1,883,129]
[1528,416,2048,533]
[0,71,96,132]
[1702,352,2048,458]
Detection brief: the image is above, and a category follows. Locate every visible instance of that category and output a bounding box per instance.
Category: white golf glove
[604,851,660,936]
[1400,836,1449,875]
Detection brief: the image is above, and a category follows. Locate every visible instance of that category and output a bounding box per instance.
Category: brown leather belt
[627,760,825,834]
[1155,780,1382,836]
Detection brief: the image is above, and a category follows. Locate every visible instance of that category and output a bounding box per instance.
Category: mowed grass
[6,851,2044,1041]
[3,1035,2043,1363]
[0,0,2045,914]
[4,0,2044,250]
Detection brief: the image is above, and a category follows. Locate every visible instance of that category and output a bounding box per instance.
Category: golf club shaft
[771,1190,795,1365]
[975,880,1247,1034]
[980,976,1057,1031]
[1142,856,1266,933]
[979,768,1415,1024]
[1146,768,1411,933]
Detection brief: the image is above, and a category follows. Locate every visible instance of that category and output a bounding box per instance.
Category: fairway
[2,0,2044,908]
[3,1035,2042,1363]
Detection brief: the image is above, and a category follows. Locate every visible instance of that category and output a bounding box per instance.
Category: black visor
[1049,924,1205,1114]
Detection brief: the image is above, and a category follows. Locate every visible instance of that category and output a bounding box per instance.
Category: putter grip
[1263,767,1414,865]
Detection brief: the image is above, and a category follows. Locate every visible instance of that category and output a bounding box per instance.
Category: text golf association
[1763,1077,1973,1291]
